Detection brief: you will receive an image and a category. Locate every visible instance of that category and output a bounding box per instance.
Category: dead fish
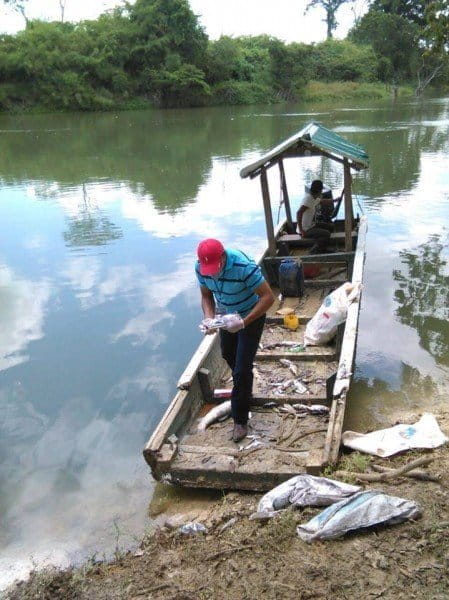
[292,403,329,414]
[263,401,278,408]
[270,378,294,391]
[197,400,232,432]
[293,380,308,394]
[279,404,297,415]
[309,404,329,414]
[279,358,298,377]
[293,403,309,412]
[264,341,301,350]
[239,439,262,451]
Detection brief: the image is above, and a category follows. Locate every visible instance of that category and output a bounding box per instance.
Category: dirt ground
[6,409,449,600]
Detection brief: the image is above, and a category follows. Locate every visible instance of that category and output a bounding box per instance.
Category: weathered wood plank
[251,392,329,404]
[198,368,213,403]
[256,350,336,361]
[177,334,218,390]
[322,217,367,466]
[266,315,311,325]
[143,388,190,458]
[279,159,293,231]
[260,166,276,256]
[343,159,354,251]
[304,279,346,288]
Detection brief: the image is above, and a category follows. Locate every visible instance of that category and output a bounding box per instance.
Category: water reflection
[1,97,449,591]
[63,184,123,248]
[347,365,440,431]
[0,265,50,371]
[394,233,449,366]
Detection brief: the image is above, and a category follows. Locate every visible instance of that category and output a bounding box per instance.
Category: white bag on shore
[297,490,421,542]
[252,475,361,519]
[342,413,449,457]
[304,282,361,346]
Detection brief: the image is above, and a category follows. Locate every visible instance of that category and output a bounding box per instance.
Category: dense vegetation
[0,0,447,112]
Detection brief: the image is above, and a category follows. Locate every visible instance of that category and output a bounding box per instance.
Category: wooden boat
[143,122,369,491]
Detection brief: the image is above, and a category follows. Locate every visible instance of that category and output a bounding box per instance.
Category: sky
[0,0,369,44]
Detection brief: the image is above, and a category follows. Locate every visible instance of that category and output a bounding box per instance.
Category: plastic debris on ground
[250,475,361,519]
[342,413,449,457]
[178,522,208,535]
[304,282,361,346]
[297,490,421,542]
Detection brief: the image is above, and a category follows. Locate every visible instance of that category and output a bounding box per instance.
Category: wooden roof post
[343,159,353,252]
[278,159,293,232]
[260,166,276,256]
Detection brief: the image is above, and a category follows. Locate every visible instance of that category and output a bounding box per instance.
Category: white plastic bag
[342,413,449,457]
[251,475,360,519]
[304,282,361,346]
[297,490,421,542]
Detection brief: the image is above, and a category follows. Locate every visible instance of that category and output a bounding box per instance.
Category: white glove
[222,313,245,333]
[199,318,216,334]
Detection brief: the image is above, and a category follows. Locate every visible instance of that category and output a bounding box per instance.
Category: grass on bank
[302,80,414,102]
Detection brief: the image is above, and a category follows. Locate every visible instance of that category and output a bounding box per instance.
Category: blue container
[278,258,305,297]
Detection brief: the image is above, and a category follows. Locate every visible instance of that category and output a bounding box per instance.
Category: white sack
[304,282,361,346]
[297,490,421,542]
[254,474,361,518]
[342,413,448,457]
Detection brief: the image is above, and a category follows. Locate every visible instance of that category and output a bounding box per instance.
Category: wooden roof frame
[240,122,369,253]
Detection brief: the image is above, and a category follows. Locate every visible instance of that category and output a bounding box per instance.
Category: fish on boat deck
[197,400,232,432]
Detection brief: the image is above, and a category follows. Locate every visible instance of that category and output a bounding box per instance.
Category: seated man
[296,179,335,253]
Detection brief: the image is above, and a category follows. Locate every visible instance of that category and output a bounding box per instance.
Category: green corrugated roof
[240,121,369,178]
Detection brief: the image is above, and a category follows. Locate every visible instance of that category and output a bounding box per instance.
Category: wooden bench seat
[277,231,356,245]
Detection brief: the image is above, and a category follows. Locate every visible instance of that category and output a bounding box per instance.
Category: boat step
[256,351,336,361]
[252,393,329,405]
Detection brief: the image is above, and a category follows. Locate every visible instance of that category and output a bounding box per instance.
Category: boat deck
[169,408,329,491]
[162,283,341,490]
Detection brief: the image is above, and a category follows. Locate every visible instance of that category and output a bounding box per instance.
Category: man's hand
[222,314,244,333]
[199,318,218,335]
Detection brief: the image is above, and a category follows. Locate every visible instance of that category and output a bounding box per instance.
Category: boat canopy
[239,122,369,254]
[240,121,369,179]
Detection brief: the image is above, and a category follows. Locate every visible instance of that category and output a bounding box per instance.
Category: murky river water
[1,97,449,588]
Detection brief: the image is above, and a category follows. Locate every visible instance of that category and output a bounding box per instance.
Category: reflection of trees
[64,212,122,247]
[0,107,283,212]
[332,100,449,204]
[0,99,447,213]
[63,185,123,247]
[346,366,437,430]
[393,234,449,365]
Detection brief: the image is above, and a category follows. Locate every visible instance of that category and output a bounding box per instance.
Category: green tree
[349,10,419,83]
[369,0,426,26]
[424,0,449,55]
[126,0,209,106]
[308,39,378,81]
[305,0,355,39]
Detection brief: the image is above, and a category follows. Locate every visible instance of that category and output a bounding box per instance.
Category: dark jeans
[304,221,334,252]
[220,314,266,425]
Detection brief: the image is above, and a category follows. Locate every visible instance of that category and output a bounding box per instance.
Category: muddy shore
[6,409,449,600]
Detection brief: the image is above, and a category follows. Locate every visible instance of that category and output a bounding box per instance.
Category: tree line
[0,0,447,112]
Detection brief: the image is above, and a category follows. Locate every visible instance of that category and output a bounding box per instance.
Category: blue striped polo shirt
[195,248,265,318]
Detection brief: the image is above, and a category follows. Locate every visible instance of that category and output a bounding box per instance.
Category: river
[1,97,449,589]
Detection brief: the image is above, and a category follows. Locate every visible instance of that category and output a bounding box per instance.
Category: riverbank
[7,407,449,600]
[0,81,415,115]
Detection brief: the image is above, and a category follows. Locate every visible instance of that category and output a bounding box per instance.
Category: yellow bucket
[283,314,299,331]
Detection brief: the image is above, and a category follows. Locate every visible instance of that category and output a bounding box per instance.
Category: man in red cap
[196,239,274,442]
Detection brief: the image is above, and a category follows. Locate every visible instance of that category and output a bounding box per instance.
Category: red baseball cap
[197,238,224,276]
